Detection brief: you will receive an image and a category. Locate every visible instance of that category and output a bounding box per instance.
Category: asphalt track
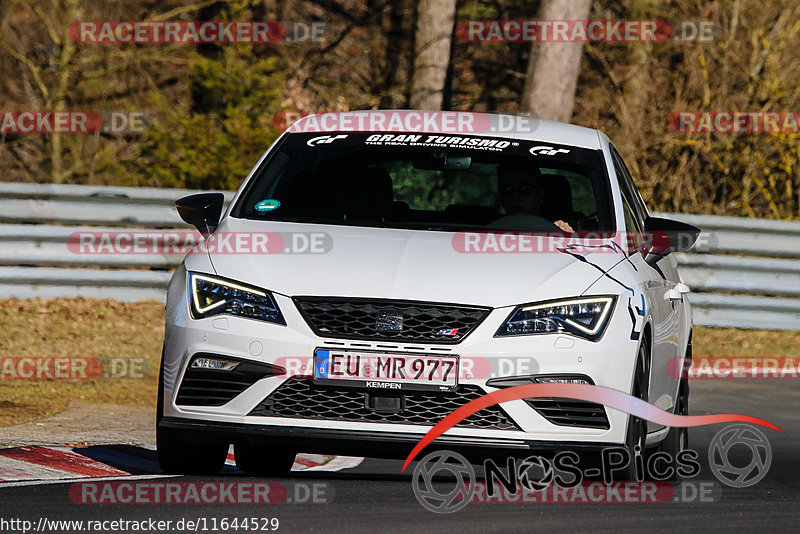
[0,379,798,533]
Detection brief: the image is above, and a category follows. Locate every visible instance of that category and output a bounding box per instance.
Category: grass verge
[0,298,164,426]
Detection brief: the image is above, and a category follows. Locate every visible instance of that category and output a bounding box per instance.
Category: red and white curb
[0,446,130,481]
[0,445,363,486]
[292,454,364,472]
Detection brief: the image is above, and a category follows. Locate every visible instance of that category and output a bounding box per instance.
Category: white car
[157,111,699,477]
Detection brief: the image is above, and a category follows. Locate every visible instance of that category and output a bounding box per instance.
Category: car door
[610,146,683,417]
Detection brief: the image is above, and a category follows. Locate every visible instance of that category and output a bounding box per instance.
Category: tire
[234,442,295,477]
[157,427,229,475]
[618,342,649,481]
[156,349,228,475]
[655,344,691,481]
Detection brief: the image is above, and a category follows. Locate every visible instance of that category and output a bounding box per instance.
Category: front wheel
[234,442,295,477]
[157,427,229,475]
[618,342,649,481]
[655,372,690,481]
[156,349,228,475]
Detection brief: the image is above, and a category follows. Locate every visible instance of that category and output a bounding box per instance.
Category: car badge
[436,328,459,336]
[376,311,404,332]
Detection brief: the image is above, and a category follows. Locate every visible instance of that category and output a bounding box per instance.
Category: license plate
[313,349,458,392]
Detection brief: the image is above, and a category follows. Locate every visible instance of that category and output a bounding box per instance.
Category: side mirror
[643,216,701,265]
[175,193,224,238]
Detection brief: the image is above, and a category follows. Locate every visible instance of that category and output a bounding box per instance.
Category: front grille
[249,379,520,431]
[525,398,610,429]
[293,297,490,344]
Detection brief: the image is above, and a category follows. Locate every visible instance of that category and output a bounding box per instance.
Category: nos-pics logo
[412,424,772,513]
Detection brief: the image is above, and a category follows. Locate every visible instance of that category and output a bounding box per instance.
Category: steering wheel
[572,211,598,229]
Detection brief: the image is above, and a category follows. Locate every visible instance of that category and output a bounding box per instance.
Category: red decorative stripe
[401,383,782,472]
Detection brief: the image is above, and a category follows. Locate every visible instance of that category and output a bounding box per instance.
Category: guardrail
[1,182,798,331]
[652,211,800,330]
[0,182,235,227]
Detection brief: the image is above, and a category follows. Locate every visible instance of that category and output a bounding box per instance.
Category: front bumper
[162,267,641,452]
[159,417,623,462]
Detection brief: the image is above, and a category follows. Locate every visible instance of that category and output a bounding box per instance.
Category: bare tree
[0,0,80,183]
[521,0,592,122]
[0,0,215,184]
[409,0,456,110]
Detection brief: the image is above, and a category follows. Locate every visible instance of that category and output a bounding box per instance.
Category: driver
[497,163,574,232]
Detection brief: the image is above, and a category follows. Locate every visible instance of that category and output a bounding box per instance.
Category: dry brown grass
[693,325,800,360]
[0,298,164,426]
[0,299,797,426]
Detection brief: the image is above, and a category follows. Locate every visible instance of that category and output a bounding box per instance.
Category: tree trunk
[409,0,456,110]
[521,0,592,122]
[378,0,408,108]
[48,0,79,183]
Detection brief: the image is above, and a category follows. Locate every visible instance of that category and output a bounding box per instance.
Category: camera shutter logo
[412,450,475,513]
[517,455,555,491]
[708,424,771,488]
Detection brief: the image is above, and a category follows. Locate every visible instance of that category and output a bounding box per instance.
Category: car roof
[286,110,603,150]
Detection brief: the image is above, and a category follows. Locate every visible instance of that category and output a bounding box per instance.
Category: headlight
[495,296,616,341]
[189,272,285,325]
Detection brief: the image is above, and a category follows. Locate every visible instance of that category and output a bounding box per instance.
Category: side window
[611,153,644,251]
[621,197,641,232]
[610,145,648,222]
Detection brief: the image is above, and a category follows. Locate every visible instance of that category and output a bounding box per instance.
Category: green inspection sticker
[255,199,281,212]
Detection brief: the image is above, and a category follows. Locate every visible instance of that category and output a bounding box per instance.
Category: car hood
[204,218,626,308]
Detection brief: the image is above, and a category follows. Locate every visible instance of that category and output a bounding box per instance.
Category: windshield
[232,132,614,232]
